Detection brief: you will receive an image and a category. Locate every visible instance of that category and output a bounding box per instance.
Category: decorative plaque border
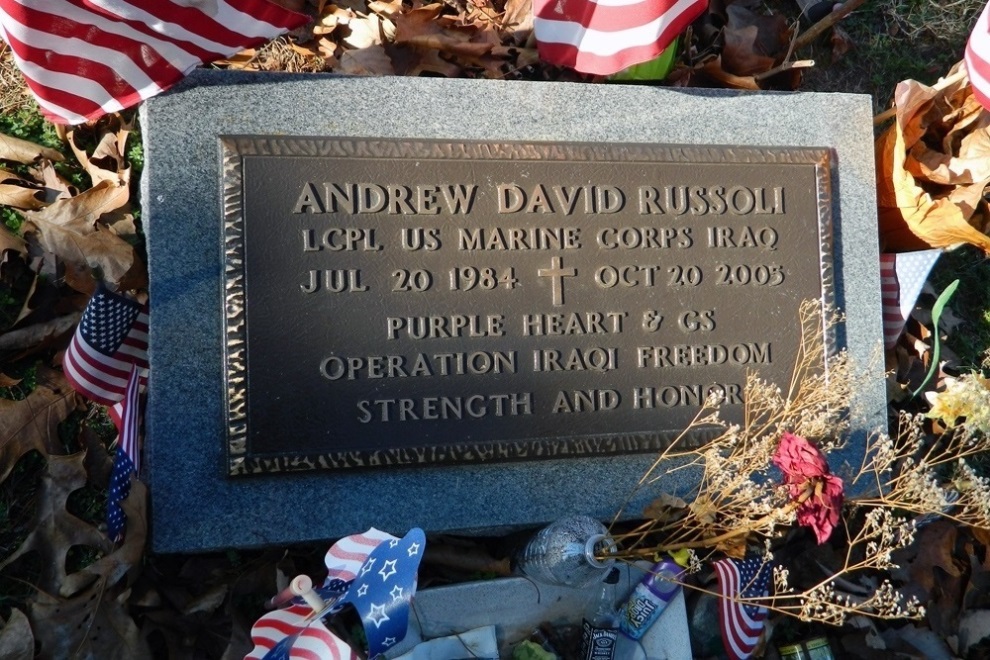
[221,138,835,476]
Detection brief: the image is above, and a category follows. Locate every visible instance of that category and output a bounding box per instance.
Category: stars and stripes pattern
[323,528,395,583]
[966,1,990,110]
[880,250,941,349]
[247,528,426,660]
[106,364,140,543]
[63,283,148,407]
[248,606,358,660]
[532,0,707,75]
[0,0,307,125]
[713,555,771,660]
[339,528,425,658]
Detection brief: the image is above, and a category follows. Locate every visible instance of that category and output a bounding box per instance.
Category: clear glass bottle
[516,515,617,588]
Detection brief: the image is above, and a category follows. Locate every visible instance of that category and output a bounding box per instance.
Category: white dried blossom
[926,372,990,434]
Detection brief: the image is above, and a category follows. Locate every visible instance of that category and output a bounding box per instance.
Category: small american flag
[879,251,941,349]
[247,528,426,660]
[0,0,307,125]
[532,0,707,75]
[106,364,140,543]
[966,1,990,110]
[713,555,771,660]
[63,283,148,407]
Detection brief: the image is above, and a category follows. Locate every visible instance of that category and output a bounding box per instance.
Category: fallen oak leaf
[0,225,26,260]
[0,183,50,210]
[501,0,533,42]
[0,609,33,660]
[67,125,131,188]
[0,452,112,596]
[344,13,390,48]
[22,179,144,288]
[643,492,689,523]
[0,313,81,351]
[0,367,82,484]
[368,0,403,18]
[0,132,63,164]
[61,480,147,597]
[36,160,77,199]
[337,45,396,75]
[721,5,792,77]
[28,585,148,659]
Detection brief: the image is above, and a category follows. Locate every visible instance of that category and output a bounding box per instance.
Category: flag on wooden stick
[713,555,771,660]
[63,282,148,407]
[106,364,141,543]
[532,0,707,75]
[0,0,307,125]
[879,250,941,349]
[966,1,990,110]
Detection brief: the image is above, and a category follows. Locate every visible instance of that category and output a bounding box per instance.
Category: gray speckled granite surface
[142,71,884,553]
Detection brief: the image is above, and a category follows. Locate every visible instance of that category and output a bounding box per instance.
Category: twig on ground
[753,59,815,82]
[792,0,868,52]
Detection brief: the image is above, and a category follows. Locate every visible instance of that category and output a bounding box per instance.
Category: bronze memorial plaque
[222,138,833,475]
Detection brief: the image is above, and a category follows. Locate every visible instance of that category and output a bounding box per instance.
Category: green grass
[795,0,985,114]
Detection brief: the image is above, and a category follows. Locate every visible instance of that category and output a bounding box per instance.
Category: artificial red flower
[772,432,844,544]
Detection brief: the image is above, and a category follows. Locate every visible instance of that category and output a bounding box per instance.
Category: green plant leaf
[912,278,960,398]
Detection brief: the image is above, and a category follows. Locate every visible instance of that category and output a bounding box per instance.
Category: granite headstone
[142,71,884,552]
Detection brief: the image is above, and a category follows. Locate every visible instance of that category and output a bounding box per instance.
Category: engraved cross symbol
[538,256,577,307]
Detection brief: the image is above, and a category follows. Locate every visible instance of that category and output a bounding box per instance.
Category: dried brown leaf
[0,133,63,164]
[345,14,388,48]
[0,453,111,594]
[831,24,852,61]
[697,58,762,90]
[0,183,48,210]
[36,160,76,199]
[908,122,990,186]
[0,225,26,259]
[0,373,21,387]
[61,480,147,597]
[369,0,403,17]
[502,0,533,41]
[0,609,33,660]
[643,492,689,522]
[29,586,149,659]
[22,179,145,287]
[337,45,396,75]
[876,79,990,253]
[721,5,791,77]
[909,520,963,593]
[715,536,748,558]
[0,313,80,351]
[0,367,81,483]
[68,123,131,188]
[24,178,127,230]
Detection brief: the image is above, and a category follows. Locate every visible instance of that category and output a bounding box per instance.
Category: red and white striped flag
[879,250,941,349]
[322,527,394,582]
[532,0,707,75]
[0,0,307,125]
[63,283,148,407]
[246,602,359,660]
[966,1,990,110]
[106,364,140,542]
[713,555,771,660]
